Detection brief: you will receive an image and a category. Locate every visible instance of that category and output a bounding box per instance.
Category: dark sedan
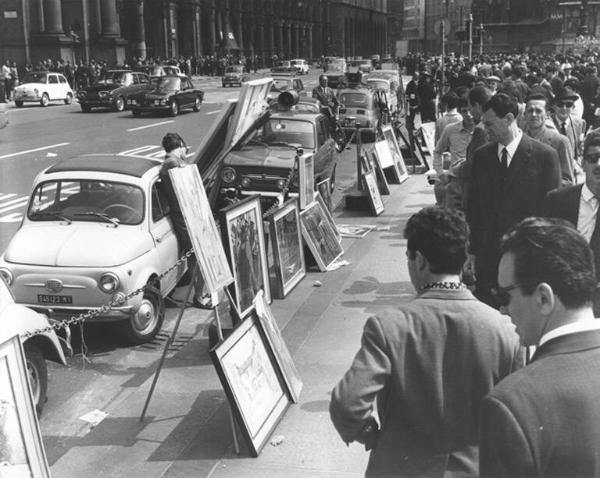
[76,70,148,112]
[127,75,203,117]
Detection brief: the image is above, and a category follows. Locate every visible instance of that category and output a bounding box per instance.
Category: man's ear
[536,282,555,315]
[415,250,428,273]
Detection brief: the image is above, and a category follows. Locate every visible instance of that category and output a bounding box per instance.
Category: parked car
[222,65,249,87]
[0,154,189,344]
[337,85,382,141]
[271,60,294,74]
[13,72,73,107]
[267,75,305,102]
[0,276,66,415]
[128,75,203,117]
[365,77,398,117]
[325,59,347,88]
[76,70,148,112]
[290,59,309,75]
[349,59,373,74]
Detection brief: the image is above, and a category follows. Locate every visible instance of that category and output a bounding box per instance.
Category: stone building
[0,0,389,66]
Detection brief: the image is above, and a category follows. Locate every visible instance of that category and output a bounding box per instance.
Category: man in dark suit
[480,217,600,477]
[466,93,561,307]
[330,207,523,477]
[543,132,600,315]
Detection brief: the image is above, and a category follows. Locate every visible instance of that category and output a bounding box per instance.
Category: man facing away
[480,217,600,477]
[330,207,523,477]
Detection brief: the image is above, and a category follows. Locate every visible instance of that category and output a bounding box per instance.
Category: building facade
[0,0,389,67]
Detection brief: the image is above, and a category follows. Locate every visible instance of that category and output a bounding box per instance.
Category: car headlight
[98,91,109,98]
[98,272,120,293]
[77,91,86,98]
[33,88,39,96]
[241,177,251,188]
[277,179,286,190]
[221,167,237,183]
[0,268,13,286]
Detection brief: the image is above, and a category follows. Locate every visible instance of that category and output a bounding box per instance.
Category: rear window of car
[258,119,315,149]
[339,93,369,107]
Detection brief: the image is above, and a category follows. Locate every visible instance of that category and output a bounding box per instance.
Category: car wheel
[121,284,164,344]
[15,100,23,107]
[132,109,141,117]
[168,99,179,117]
[81,104,91,112]
[114,96,125,112]
[64,92,73,105]
[24,342,48,417]
[193,96,201,112]
[40,93,49,107]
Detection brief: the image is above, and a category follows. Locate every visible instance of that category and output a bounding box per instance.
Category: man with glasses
[543,132,600,315]
[480,217,600,477]
[551,86,586,177]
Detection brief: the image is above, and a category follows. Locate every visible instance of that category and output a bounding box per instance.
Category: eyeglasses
[491,283,534,307]
[557,102,574,108]
[583,153,600,163]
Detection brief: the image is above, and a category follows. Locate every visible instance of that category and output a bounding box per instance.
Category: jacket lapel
[532,329,600,362]
[504,134,531,188]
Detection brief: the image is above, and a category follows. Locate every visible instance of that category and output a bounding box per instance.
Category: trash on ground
[338,224,376,238]
[270,435,285,446]
[79,409,108,428]
[327,259,350,271]
[313,280,322,287]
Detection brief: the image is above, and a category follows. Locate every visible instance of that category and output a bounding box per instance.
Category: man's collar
[538,319,600,348]
[498,128,523,158]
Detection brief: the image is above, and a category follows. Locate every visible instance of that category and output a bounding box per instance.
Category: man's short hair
[162,132,185,153]
[483,92,519,119]
[525,91,549,106]
[500,217,596,309]
[404,207,469,275]
[319,74,328,82]
[468,85,492,107]
[583,131,600,155]
[441,91,459,111]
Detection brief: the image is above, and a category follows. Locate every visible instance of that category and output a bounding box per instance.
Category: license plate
[37,294,73,304]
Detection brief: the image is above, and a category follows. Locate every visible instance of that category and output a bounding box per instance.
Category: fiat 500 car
[128,75,203,117]
[13,72,73,108]
[271,60,294,74]
[365,77,398,117]
[222,65,249,87]
[337,86,381,141]
[290,59,309,75]
[76,70,144,112]
[0,155,188,345]
[0,276,66,415]
[267,75,305,102]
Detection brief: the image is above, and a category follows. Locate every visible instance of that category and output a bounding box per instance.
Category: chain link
[20,248,195,340]
[262,153,299,218]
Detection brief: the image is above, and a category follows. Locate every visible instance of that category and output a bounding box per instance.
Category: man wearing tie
[543,132,600,315]
[466,93,561,307]
[552,86,586,179]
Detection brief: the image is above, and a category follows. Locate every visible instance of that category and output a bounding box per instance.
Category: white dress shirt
[578,184,599,242]
[497,129,523,168]
[539,319,600,347]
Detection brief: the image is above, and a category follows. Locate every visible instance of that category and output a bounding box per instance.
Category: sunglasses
[584,153,600,163]
[491,283,534,307]
[557,102,574,108]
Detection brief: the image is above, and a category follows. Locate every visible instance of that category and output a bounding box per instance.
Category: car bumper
[14,93,42,102]
[28,305,134,322]
[77,98,113,107]
[131,105,170,112]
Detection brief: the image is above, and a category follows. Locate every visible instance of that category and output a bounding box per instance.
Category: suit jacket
[526,125,574,186]
[480,330,600,477]
[330,288,523,478]
[542,183,582,227]
[552,114,586,162]
[466,134,561,287]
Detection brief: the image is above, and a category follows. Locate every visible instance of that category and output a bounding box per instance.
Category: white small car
[0,277,66,415]
[0,154,187,344]
[290,59,309,75]
[13,72,74,107]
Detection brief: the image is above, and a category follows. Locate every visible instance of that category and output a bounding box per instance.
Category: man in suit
[330,207,523,477]
[466,93,561,307]
[551,86,586,180]
[543,132,600,315]
[480,217,600,477]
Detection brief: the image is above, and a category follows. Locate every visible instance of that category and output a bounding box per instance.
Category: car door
[58,74,69,97]
[313,117,335,182]
[47,74,59,99]
[183,78,196,107]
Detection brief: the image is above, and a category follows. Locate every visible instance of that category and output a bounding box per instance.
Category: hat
[561,63,573,70]
[486,75,501,82]
[554,86,579,102]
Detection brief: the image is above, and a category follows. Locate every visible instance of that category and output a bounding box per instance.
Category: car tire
[121,283,164,344]
[132,109,141,117]
[15,100,23,108]
[40,93,49,107]
[24,342,48,417]
[114,96,125,112]
[81,104,91,113]
[193,96,201,112]
[64,93,73,105]
[168,100,179,117]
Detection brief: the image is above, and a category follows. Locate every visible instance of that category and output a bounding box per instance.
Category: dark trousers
[0,80,5,102]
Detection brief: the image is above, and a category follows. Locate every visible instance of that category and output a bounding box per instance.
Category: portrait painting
[363,171,384,216]
[210,315,291,456]
[220,196,271,319]
[300,201,344,271]
[267,199,306,298]
[381,124,409,183]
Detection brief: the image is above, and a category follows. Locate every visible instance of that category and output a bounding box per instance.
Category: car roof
[44,155,160,178]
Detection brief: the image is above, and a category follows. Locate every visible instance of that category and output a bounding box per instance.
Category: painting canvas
[374,140,402,184]
[316,178,332,213]
[210,315,291,456]
[254,290,303,402]
[381,124,409,183]
[315,192,341,243]
[0,335,51,478]
[169,166,234,295]
[363,171,384,216]
[300,201,344,271]
[220,196,271,318]
[369,150,390,195]
[298,154,315,210]
[267,199,306,298]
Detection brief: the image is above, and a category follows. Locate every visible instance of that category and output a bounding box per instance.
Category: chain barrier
[19,249,195,340]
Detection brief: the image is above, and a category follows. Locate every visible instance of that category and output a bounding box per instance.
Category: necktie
[500,148,508,175]
[560,121,567,135]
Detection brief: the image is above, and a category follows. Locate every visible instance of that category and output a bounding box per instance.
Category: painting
[417,123,434,170]
[315,192,341,243]
[316,178,332,213]
[267,199,306,298]
[210,314,291,457]
[363,171,384,216]
[220,196,271,319]
[374,140,402,184]
[381,124,409,183]
[369,150,390,195]
[169,166,234,295]
[298,154,315,210]
[300,200,344,271]
[254,290,303,402]
[0,335,51,478]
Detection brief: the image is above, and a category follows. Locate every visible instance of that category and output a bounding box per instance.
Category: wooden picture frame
[314,191,341,243]
[210,314,291,457]
[316,178,332,214]
[220,195,271,319]
[374,140,402,184]
[369,150,390,195]
[254,290,303,402]
[298,154,315,210]
[0,335,51,478]
[417,124,434,170]
[267,199,306,298]
[362,171,384,216]
[300,200,344,271]
[381,124,409,183]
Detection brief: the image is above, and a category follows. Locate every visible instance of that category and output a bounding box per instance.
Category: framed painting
[210,314,291,457]
[0,335,51,478]
[267,199,306,298]
[374,140,402,184]
[298,154,315,210]
[220,195,271,319]
[381,124,409,183]
[414,130,432,170]
[254,290,303,402]
[169,166,234,295]
[369,150,390,195]
[338,224,376,238]
[315,192,341,243]
[362,171,384,216]
[316,178,332,214]
[299,200,344,271]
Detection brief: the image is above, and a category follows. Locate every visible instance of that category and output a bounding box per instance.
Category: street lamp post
[479,23,484,56]
[467,13,473,60]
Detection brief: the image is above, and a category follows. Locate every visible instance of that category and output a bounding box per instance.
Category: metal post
[468,13,473,60]
[82,0,90,63]
[479,24,484,56]
[355,122,362,191]
[441,21,445,93]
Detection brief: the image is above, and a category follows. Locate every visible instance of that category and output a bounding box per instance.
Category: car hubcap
[134,297,157,334]
[27,361,40,403]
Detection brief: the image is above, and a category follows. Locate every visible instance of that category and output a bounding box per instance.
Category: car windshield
[291,61,303,65]
[271,79,292,92]
[28,180,145,225]
[329,62,345,72]
[22,72,48,84]
[226,66,243,73]
[339,92,370,107]
[149,77,180,90]
[255,119,315,149]
[368,79,389,90]
[94,72,127,85]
